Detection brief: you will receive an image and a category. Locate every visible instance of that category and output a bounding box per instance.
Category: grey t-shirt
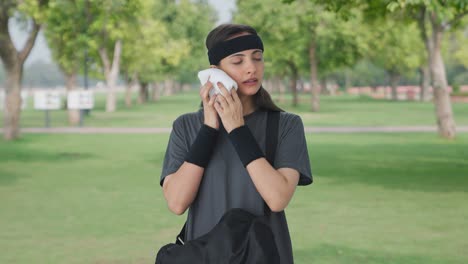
[160,109,312,263]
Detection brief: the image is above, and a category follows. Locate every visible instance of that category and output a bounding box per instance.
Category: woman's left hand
[213,82,244,133]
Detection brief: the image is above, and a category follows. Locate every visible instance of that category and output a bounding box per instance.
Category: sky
[9,0,236,66]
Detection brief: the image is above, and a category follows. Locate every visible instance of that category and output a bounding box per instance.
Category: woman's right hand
[200,80,219,130]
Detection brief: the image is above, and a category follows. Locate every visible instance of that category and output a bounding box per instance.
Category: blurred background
[1,0,467,263]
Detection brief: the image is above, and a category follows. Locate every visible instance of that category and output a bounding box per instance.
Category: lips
[242,78,258,84]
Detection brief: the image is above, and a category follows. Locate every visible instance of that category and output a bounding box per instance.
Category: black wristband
[228,125,265,167]
[185,124,219,168]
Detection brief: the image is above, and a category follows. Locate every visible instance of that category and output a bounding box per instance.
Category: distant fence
[347,85,468,101]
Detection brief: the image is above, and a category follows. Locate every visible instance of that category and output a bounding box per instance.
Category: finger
[201,81,212,102]
[216,91,229,109]
[208,94,216,108]
[213,99,223,114]
[217,82,234,104]
[231,88,240,103]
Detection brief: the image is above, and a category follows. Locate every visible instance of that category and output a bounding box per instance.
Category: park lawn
[4,91,468,128]
[1,133,467,264]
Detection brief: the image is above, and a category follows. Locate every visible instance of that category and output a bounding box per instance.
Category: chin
[238,85,262,96]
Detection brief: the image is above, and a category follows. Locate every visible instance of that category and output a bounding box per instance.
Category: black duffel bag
[155,208,280,264]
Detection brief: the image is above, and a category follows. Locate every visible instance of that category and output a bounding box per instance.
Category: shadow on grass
[0,147,94,163]
[294,243,460,264]
[0,169,25,185]
[311,140,468,193]
[0,138,95,185]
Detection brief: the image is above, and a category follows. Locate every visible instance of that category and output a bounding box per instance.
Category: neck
[239,93,256,116]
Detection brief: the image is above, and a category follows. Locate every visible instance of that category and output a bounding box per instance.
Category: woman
[160,23,312,263]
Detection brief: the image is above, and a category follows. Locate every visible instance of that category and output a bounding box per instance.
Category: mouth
[242,78,258,85]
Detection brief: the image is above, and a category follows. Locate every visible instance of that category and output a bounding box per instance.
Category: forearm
[163,162,204,215]
[163,124,219,215]
[228,125,299,212]
[246,158,298,212]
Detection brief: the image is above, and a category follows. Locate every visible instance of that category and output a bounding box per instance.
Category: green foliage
[16,0,50,23]
[120,0,184,83]
[388,0,468,25]
[160,0,217,83]
[44,0,87,75]
[235,0,307,77]
[235,0,367,80]
[366,19,423,77]
[119,0,216,84]
[450,23,468,68]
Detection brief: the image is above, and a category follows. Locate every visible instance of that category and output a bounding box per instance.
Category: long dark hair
[202,23,283,112]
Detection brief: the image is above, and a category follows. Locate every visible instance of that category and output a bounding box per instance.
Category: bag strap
[266,111,280,166]
[264,110,280,216]
[175,110,280,245]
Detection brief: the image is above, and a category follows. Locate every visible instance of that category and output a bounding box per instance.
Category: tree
[285,0,467,138]
[0,0,49,140]
[168,0,217,87]
[396,0,467,138]
[235,0,308,107]
[366,19,423,100]
[236,0,366,110]
[44,0,88,125]
[120,0,188,105]
[85,0,141,112]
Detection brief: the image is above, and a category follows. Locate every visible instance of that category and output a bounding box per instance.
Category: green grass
[4,91,468,128]
[1,133,467,263]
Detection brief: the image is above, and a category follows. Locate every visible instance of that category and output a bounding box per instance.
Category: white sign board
[34,91,62,110]
[0,90,28,110]
[68,90,94,109]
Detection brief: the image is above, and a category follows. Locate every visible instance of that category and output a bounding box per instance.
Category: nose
[245,58,257,75]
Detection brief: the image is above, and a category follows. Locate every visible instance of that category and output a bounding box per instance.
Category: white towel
[197,68,238,98]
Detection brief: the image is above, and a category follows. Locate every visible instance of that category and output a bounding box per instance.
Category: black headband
[208,34,264,65]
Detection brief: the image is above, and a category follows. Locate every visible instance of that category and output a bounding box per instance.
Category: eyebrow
[228,50,263,58]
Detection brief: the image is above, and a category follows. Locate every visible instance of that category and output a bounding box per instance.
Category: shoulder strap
[176,111,280,244]
[266,111,280,165]
[264,111,280,215]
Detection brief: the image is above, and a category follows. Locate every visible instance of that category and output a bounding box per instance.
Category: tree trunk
[320,78,327,95]
[389,71,400,101]
[430,26,456,139]
[152,82,160,102]
[139,82,149,104]
[0,15,41,140]
[125,86,132,107]
[99,40,122,113]
[264,78,273,93]
[65,72,80,126]
[3,65,22,140]
[418,8,455,138]
[278,78,286,103]
[164,79,174,96]
[182,83,191,92]
[309,40,320,112]
[272,76,280,95]
[345,69,352,91]
[288,63,298,107]
[419,65,431,101]
[124,73,134,108]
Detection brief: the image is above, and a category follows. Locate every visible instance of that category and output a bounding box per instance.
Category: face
[216,35,264,97]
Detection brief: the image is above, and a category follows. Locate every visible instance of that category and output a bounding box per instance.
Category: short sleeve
[160,116,189,187]
[274,114,313,186]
